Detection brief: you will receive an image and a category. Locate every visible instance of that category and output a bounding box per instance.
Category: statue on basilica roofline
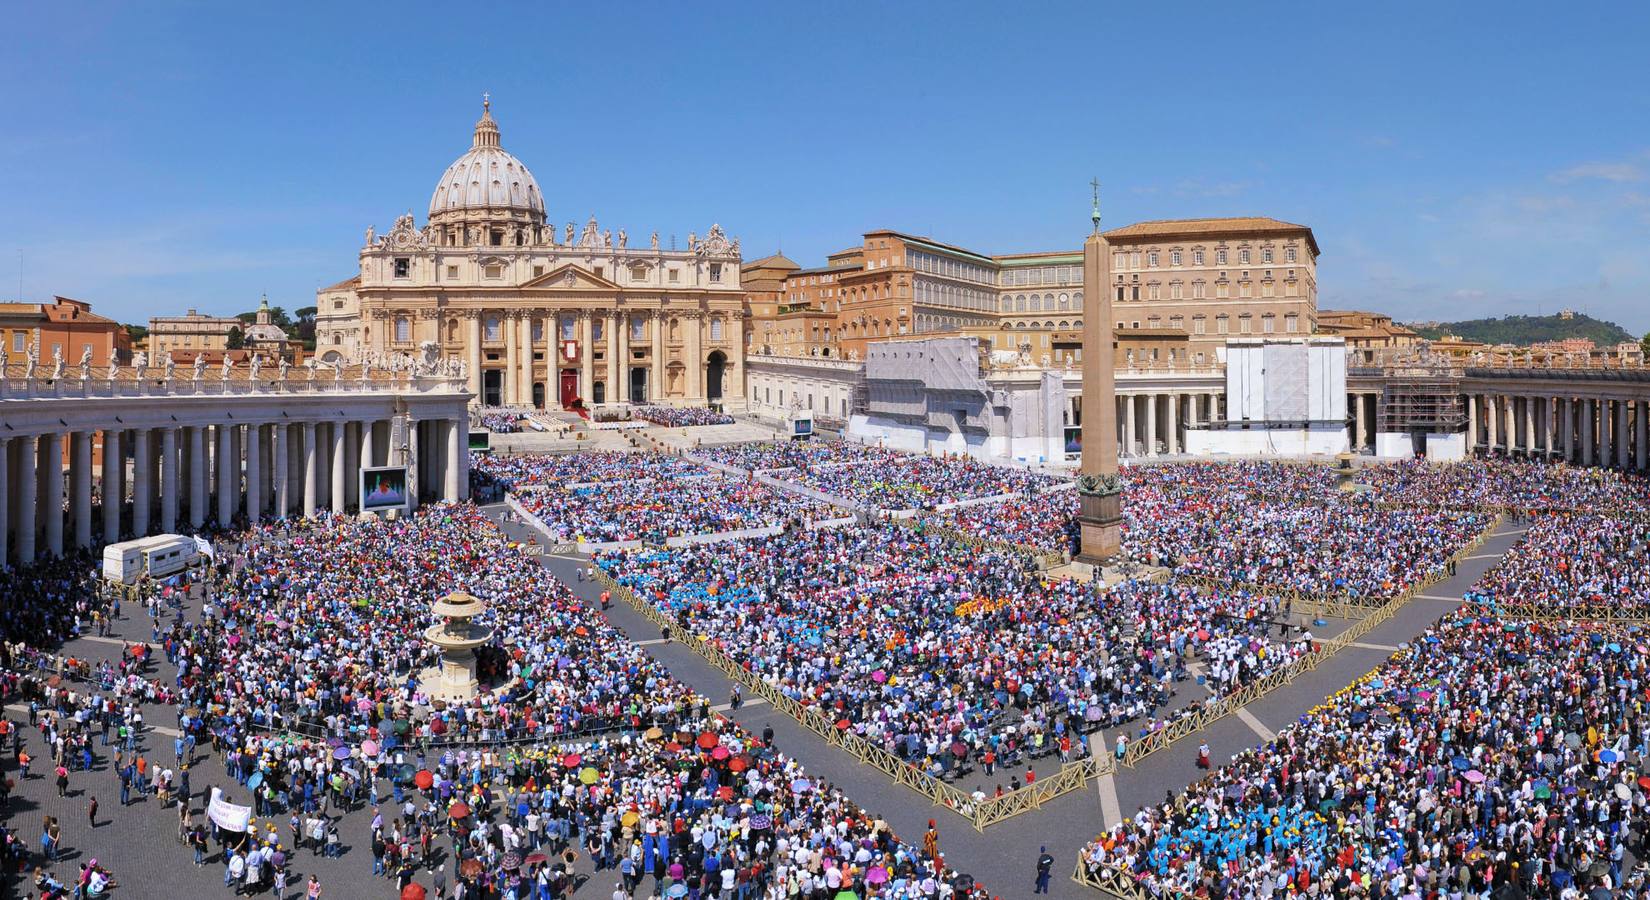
[565,222,575,245]
[618,229,627,249]
[132,351,147,380]
[192,353,206,381]
[365,225,375,246]
[79,346,92,381]
[249,354,262,381]
[221,354,233,380]
[164,352,177,383]
[23,341,37,381]
[651,231,659,251]
[50,346,64,381]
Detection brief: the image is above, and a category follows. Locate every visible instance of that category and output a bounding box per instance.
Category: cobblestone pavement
[0,505,1521,900]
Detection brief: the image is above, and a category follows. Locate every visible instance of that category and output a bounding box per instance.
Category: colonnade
[0,415,470,569]
[1117,391,1222,457]
[1346,391,1381,452]
[1464,391,1650,470]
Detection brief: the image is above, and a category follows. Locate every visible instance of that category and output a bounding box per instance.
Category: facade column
[15,437,36,562]
[42,433,64,557]
[651,313,667,402]
[1616,398,1631,469]
[502,313,519,407]
[302,423,318,518]
[1122,395,1136,456]
[133,430,152,536]
[1165,392,1179,455]
[686,312,704,401]
[576,313,594,406]
[330,421,348,514]
[606,313,622,406]
[1144,393,1158,457]
[1581,399,1595,466]
[466,313,483,403]
[217,424,235,526]
[272,424,289,518]
[444,419,461,502]
[246,424,262,522]
[72,432,92,549]
[102,429,122,544]
[1599,399,1613,467]
[1466,394,1477,450]
[361,419,377,472]
[616,313,631,402]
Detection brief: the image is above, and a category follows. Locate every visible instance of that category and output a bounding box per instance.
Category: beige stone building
[315,99,746,410]
[147,309,242,357]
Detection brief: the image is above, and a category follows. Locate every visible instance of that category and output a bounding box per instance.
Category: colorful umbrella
[711,746,731,761]
[697,732,719,750]
[579,767,599,785]
[1464,769,1485,784]
[448,802,471,820]
[414,770,434,790]
[561,753,582,768]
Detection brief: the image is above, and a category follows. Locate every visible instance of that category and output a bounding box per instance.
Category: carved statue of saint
[221,354,233,380]
[278,356,291,381]
[651,231,660,251]
[192,353,206,380]
[365,225,375,246]
[50,346,64,381]
[687,232,697,251]
[22,342,36,380]
[107,355,120,382]
[565,222,575,245]
[618,229,627,249]
[132,351,147,379]
[581,216,599,246]
[602,229,612,249]
[249,354,262,381]
[164,352,177,382]
[79,345,92,380]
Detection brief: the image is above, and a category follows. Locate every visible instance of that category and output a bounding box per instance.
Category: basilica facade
[314,100,746,410]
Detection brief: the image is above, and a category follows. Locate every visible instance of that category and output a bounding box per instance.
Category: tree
[226,326,245,350]
[124,324,148,342]
[1641,331,1650,360]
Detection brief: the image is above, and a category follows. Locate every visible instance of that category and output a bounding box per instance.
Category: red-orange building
[0,296,130,367]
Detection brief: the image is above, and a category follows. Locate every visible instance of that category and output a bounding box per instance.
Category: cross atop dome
[473,93,500,149]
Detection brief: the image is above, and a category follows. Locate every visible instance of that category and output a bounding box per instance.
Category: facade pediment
[520,264,622,291]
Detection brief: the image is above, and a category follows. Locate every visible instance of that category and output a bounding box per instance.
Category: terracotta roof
[744,252,800,270]
[1103,217,1319,255]
[319,275,361,293]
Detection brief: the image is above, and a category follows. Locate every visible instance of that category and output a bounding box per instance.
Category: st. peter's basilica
[313,98,746,410]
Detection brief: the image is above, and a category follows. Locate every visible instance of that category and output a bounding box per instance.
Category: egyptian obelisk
[1075,181,1123,563]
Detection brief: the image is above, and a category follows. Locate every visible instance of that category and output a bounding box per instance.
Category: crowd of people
[1080,612,1650,897]
[631,407,736,428]
[1356,457,1650,515]
[1466,511,1650,610]
[476,412,525,434]
[472,452,832,544]
[598,523,1312,784]
[0,499,996,898]
[936,491,1079,557]
[783,456,1062,511]
[695,442,903,473]
[1124,486,1489,601]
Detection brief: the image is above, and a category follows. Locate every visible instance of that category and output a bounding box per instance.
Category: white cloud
[1550,161,1645,184]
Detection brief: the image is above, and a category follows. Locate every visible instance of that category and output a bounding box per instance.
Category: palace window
[710,263,724,283]
[1239,249,1251,265]
[1261,314,1276,333]
[394,317,410,342]
[1193,249,1205,265]
[1192,315,1207,335]
[393,257,410,278]
[1148,251,1159,267]
[1215,249,1228,266]
[1285,314,1300,333]
[631,264,648,281]
[1216,315,1229,334]
[483,263,503,279]
[1286,246,1298,263]
[592,319,604,341]
[710,318,724,341]
[1262,247,1274,263]
[1170,250,1182,266]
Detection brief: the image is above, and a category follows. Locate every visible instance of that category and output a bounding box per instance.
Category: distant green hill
[1405,313,1635,346]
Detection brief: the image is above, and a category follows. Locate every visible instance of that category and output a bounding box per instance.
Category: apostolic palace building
[314,99,747,411]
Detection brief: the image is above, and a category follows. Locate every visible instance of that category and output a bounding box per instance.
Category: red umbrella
[728,756,748,773]
[448,802,471,820]
[834,719,851,731]
[716,785,734,800]
[561,753,582,768]
[414,770,434,790]
[696,732,719,750]
[711,746,731,761]
[400,884,428,900]
[663,742,683,753]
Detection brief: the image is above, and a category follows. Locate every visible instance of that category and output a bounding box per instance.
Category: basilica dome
[428,99,545,226]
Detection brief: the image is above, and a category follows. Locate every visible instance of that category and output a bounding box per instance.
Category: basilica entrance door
[559,369,579,408]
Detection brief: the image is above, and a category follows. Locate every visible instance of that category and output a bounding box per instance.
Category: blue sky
[4,2,1648,332]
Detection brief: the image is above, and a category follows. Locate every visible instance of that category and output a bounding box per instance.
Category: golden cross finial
[482,91,490,113]
[1090,178,1102,233]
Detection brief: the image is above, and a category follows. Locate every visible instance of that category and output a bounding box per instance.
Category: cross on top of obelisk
[1090,178,1102,233]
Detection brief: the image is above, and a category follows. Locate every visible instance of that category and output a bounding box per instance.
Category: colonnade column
[302,423,318,518]
[0,439,8,569]
[15,438,36,562]
[1581,399,1595,465]
[361,419,377,473]
[72,432,92,549]
[1598,400,1613,467]
[445,419,461,502]
[1561,398,1574,462]
[1144,394,1158,457]
[186,427,205,528]
[1522,397,1535,456]
[102,429,122,544]
[1354,394,1368,451]
[330,421,348,514]
[40,433,63,557]
[1466,394,1477,450]
[1616,398,1631,469]
[216,424,234,526]
[245,424,262,522]
[133,430,152,536]
[1165,393,1179,455]
[160,428,179,534]
[1539,398,1553,457]
[1122,395,1136,457]
[272,424,289,519]
[1638,401,1649,471]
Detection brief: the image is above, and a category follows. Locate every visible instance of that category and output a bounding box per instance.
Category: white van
[101,535,199,584]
